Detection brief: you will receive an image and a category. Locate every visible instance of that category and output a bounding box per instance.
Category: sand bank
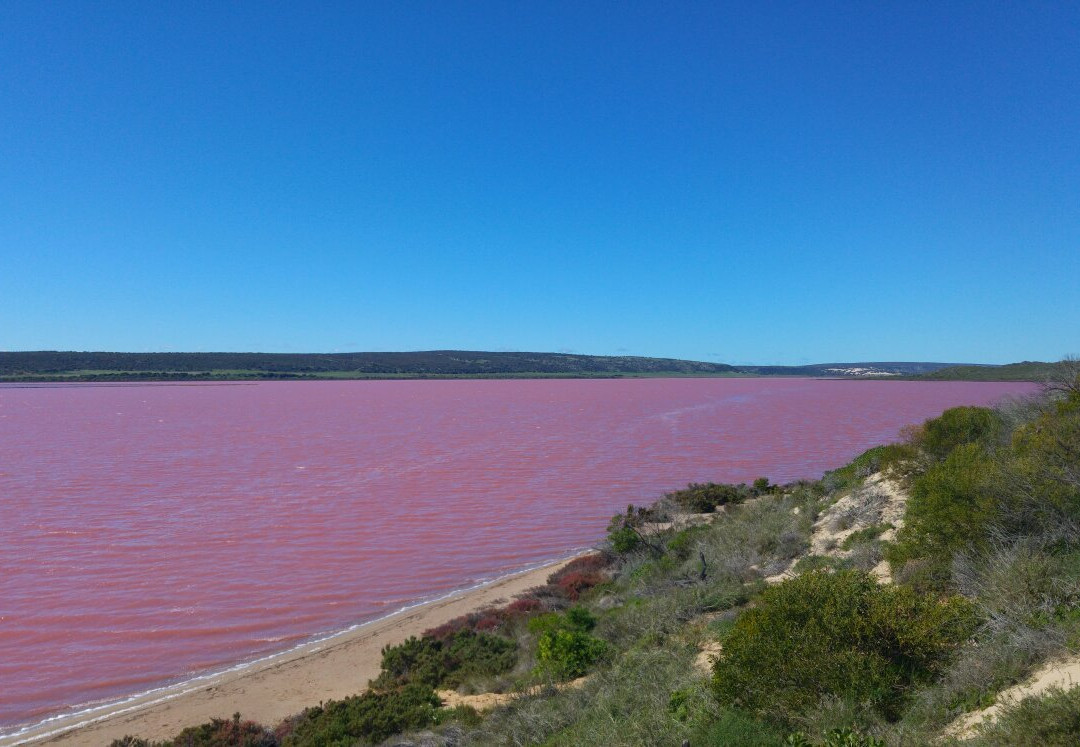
[4,556,580,746]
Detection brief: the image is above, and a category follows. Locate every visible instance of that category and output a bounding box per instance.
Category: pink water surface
[0,378,1035,730]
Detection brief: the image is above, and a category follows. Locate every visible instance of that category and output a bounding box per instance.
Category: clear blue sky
[1,2,1077,364]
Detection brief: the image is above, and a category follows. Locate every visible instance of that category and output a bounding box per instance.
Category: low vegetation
[968,685,1080,746]
[111,362,1080,745]
[0,350,994,382]
[0,350,739,381]
[712,570,977,724]
[919,360,1075,382]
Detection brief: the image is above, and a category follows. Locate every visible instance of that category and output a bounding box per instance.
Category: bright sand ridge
[4,556,579,747]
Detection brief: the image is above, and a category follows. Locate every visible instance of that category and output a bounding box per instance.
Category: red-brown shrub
[552,570,606,601]
[553,553,612,579]
[474,613,504,632]
[504,597,543,617]
[423,613,477,641]
[420,556,611,637]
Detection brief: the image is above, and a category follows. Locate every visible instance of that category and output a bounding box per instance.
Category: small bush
[283,684,440,746]
[527,605,596,636]
[423,614,477,642]
[473,613,503,632]
[549,553,612,580]
[607,525,642,553]
[528,605,607,679]
[544,554,615,601]
[752,476,772,495]
[535,628,609,679]
[374,629,516,689]
[787,726,886,746]
[606,505,659,554]
[666,482,748,513]
[913,406,1003,463]
[711,570,978,724]
[504,597,543,617]
[551,570,606,600]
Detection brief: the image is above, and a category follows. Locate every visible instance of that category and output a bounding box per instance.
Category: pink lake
[0,378,1035,732]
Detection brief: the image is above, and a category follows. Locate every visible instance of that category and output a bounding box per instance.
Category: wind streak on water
[0,378,1034,730]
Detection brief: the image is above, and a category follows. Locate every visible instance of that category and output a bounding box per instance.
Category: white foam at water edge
[0,548,590,746]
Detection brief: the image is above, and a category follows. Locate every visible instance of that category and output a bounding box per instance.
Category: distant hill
[0,350,740,380]
[918,360,1068,381]
[0,350,1003,382]
[742,361,965,377]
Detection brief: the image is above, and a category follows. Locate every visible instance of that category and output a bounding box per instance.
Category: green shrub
[607,525,641,553]
[373,629,516,689]
[529,605,607,679]
[711,570,977,724]
[527,605,596,636]
[667,686,696,722]
[786,726,886,746]
[283,684,440,746]
[1002,403,1080,526]
[913,406,1003,463]
[666,482,748,513]
[606,504,662,555]
[822,444,914,492]
[887,443,999,573]
[535,629,608,679]
[565,605,597,632]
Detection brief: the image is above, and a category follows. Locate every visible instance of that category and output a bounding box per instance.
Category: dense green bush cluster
[529,606,608,679]
[282,684,441,746]
[911,405,1004,462]
[664,478,777,514]
[373,628,517,690]
[535,629,608,680]
[888,397,1080,586]
[606,503,670,555]
[886,443,999,581]
[712,569,977,723]
[666,481,752,513]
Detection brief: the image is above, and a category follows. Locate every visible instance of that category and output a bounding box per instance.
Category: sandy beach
[3,556,579,747]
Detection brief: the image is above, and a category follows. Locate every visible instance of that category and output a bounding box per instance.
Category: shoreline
[1,553,585,746]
